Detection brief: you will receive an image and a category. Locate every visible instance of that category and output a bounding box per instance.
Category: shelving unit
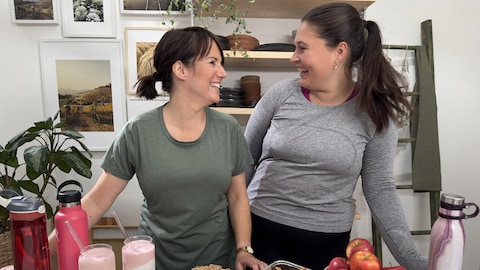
[223,50,295,69]
[211,107,254,115]
[199,0,375,19]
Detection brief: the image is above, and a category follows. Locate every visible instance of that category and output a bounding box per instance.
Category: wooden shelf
[211,107,254,115]
[223,50,295,69]
[198,0,375,19]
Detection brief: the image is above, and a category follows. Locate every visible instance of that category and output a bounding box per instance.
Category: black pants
[251,213,350,270]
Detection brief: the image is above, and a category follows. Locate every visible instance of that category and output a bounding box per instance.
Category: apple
[327,257,350,270]
[349,250,381,270]
[346,238,375,259]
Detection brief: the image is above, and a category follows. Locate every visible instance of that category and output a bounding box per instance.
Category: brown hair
[135,26,225,100]
[302,3,410,132]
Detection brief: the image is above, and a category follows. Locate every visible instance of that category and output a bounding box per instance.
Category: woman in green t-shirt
[48,26,267,270]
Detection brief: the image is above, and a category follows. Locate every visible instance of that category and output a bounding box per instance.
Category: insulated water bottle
[54,180,89,270]
[428,193,479,270]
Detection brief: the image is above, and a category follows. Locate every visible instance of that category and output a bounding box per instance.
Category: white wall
[1,0,480,269]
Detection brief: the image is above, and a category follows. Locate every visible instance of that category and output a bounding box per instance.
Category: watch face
[247,246,254,254]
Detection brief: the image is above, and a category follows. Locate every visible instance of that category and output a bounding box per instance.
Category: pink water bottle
[0,190,51,270]
[428,193,479,270]
[55,180,89,270]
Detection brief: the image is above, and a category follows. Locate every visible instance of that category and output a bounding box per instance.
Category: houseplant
[0,111,93,233]
[165,0,256,51]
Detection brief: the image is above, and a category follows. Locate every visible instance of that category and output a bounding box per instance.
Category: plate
[254,43,295,52]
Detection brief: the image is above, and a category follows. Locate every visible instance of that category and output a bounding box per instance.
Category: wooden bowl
[227,34,259,51]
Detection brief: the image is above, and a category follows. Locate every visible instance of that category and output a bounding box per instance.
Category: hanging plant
[164,0,255,37]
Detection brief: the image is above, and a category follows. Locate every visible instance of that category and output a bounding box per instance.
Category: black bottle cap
[57,180,83,203]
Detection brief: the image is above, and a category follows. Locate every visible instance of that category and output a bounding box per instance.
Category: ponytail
[359,20,411,132]
[135,73,158,100]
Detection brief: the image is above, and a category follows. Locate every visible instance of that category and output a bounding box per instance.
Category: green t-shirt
[100,105,253,269]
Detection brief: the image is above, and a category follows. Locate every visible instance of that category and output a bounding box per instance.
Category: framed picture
[121,0,187,15]
[39,39,127,151]
[9,0,59,24]
[60,0,116,38]
[124,27,170,95]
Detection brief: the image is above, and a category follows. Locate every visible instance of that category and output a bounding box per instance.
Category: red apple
[327,257,350,270]
[349,250,381,270]
[346,238,375,259]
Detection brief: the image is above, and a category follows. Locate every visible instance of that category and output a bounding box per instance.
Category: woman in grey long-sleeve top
[244,3,427,270]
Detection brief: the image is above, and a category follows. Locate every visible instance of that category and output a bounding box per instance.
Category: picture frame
[124,27,170,95]
[120,0,187,15]
[39,39,127,151]
[9,0,59,24]
[60,0,116,38]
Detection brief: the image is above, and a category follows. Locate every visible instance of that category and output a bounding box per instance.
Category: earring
[334,60,340,70]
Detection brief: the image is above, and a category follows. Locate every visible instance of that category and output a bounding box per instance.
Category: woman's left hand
[235,251,269,270]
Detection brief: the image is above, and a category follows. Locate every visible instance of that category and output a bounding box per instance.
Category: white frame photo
[9,0,59,24]
[39,39,127,151]
[124,27,170,95]
[120,0,188,15]
[61,0,116,38]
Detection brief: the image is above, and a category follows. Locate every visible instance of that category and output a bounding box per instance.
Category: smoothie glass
[78,243,116,270]
[122,235,155,270]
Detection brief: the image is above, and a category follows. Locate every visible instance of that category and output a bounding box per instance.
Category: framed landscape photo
[61,0,116,38]
[124,27,170,95]
[121,0,187,15]
[10,0,59,24]
[39,39,127,151]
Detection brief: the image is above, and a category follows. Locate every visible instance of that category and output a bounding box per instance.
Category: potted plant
[0,111,93,234]
[164,0,256,51]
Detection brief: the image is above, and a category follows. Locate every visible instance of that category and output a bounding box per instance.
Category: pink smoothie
[78,244,116,270]
[122,239,155,270]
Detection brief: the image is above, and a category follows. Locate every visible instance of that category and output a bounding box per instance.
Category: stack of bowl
[216,87,245,107]
[240,75,261,107]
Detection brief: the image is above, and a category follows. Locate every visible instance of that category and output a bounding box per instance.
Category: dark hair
[302,3,411,132]
[135,26,225,100]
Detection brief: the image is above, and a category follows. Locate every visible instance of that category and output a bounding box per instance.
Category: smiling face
[186,42,227,106]
[290,22,339,91]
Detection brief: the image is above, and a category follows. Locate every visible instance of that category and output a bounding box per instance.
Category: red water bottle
[0,190,51,270]
[55,180,89,270]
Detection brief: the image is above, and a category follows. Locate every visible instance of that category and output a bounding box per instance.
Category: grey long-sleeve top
[245,79,427,269]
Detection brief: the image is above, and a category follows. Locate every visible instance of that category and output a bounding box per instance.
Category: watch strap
[236,246,254,254]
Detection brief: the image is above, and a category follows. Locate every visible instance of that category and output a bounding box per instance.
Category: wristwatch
[236,246,254,254]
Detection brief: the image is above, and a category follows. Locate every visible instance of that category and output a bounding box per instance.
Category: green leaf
[54,152,72,173]
[58,130,84,140]
[25,165,42,180]
[18,180,40,194]
[62,152,92,178]
[43,200,54,219]
[70,147,93,169]
[0,177,23,194]
[24,145,48,173]
[5,131,37,151]
[0,150,19,168]
[53,122,65,129]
